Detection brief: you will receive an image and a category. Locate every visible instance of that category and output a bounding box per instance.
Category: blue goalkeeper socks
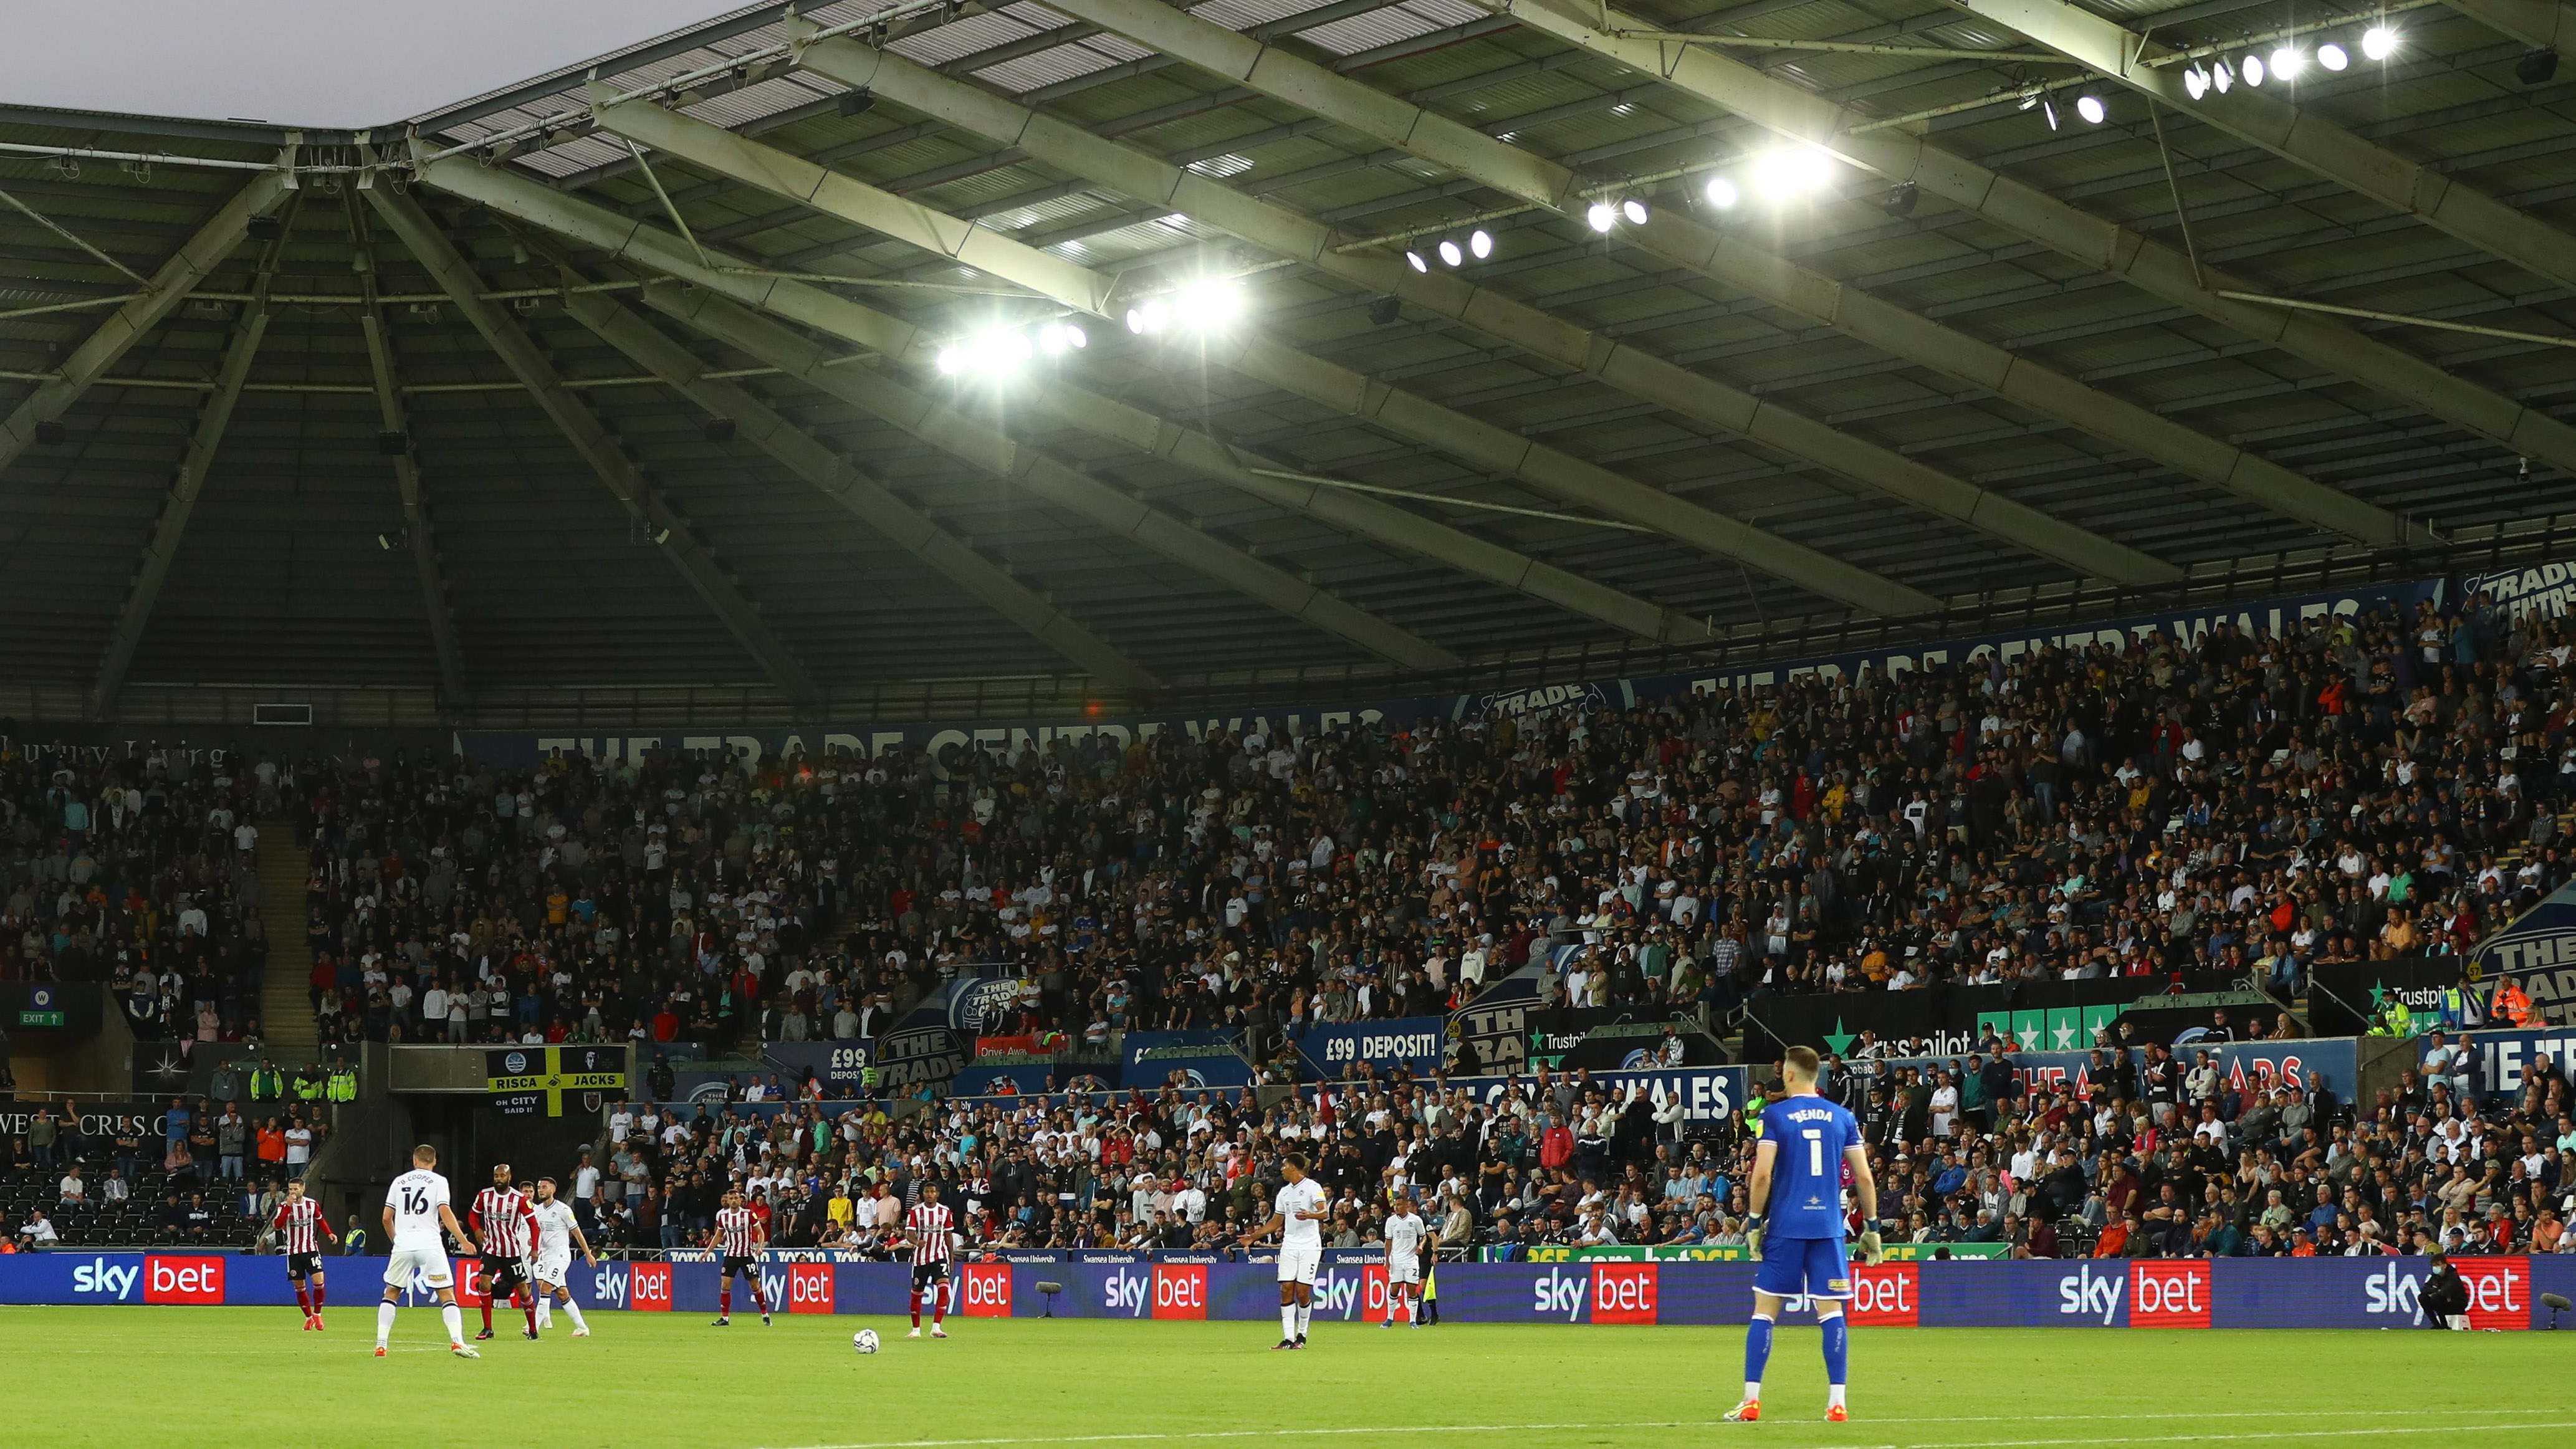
[1743,1314,1774,1392]
[1821,1311,1849,1387]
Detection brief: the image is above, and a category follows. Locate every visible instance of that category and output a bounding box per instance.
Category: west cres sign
[7,1254,2559,1328]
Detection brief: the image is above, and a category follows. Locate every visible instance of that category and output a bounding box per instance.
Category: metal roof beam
[2438,0,2576,49]
[0,167,287,477]
[1493,0,2576,489]
[90,223,284,717]
[787,37,2176,588]
[1028,0,2430,550]
[558,285,1164,691]
[365,185,825,704]
[347,189,471,705]
[1938,0,2576,299]
[638,284,1464,672]
[590,92,1938,618]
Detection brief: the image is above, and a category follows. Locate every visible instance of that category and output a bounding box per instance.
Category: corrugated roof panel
[1297,0,1485,56]
[893,12,1046,65]
[1187,0,1318,31]
[683,74,844,129]
[976,41,1144,93]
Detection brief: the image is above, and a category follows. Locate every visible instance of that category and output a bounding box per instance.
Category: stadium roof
[2,0,2573,724]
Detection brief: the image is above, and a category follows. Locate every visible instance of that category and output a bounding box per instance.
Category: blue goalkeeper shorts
[1753,1235,1852,1301]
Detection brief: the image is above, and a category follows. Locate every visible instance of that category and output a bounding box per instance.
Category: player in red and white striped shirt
[902,1182,957,1339]
[269,1179,338,1331]
[709,1190,770,1327]
[469,1165,539,1341]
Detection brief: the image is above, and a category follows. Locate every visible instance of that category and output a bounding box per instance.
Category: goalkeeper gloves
[1857,1230,1885,1265]
[1745,1218,1764,1261]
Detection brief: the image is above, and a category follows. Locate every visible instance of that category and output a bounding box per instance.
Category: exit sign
[17,1010,64,1027]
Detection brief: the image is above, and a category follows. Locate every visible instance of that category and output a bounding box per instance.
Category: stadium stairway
[256,820,317,1053]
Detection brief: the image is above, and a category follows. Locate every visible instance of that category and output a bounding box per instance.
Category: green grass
[4,1307,2566,1448]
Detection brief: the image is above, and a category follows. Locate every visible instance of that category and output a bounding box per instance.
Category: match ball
[853,1329,881,1355]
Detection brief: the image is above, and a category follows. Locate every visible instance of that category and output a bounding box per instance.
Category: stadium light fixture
[1468,229,1493,259]
[2074,93,2106,124]
[2183,64,2210,99]
[2360,24,2398,60]
[1704,175,1740,208]
[1405,249,1429,273]
[1174,279,1243,331]
[2317,41,2349,70]
[2212,57,2234,92]
[1437,238,1463,267]
[1586,201,1617,232]
[2243,52,2266,85]
[2271,45,2305,79]
[1748,145,1830,200]
[1621,198,1649,226]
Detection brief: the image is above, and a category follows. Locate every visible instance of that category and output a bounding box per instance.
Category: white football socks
[439,1303,464,1346]
[1295,1303,1311,1337]
[561,1299,587,1332]
[1281,1304,1298,1339]
[537,1298,552,1328]
[376,1301,396,1347]
[1829,1385,1847,1411]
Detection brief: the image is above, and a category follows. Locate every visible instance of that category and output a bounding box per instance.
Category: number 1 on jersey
[1803,1128,1823,1177]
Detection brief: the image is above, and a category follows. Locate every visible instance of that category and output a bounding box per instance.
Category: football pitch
[6,1306,2568,1448]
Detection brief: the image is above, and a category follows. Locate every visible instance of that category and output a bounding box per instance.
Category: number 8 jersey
[389,1167,452,1247]
[1758,1096,1860,1240]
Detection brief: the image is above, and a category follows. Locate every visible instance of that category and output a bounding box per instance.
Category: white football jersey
[1385,1211,1426,1261]
[531,1198,578,1257]
[388,1167,452,1248]
[1275,1177,1329,1249]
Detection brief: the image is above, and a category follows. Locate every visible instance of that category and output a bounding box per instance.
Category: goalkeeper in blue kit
[1729,1045,1882,1424]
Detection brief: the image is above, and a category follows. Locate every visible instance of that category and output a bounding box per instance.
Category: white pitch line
[764,1408,2568,1449]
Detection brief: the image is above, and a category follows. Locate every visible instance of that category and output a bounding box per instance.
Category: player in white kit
[1382,1189,1427,1327]
[525,1176,597,1338]
[376,1143,482,1359]
[1242,1152,1329,1349]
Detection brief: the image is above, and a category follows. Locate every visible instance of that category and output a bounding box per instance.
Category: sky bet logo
[1531,1266,1586,1322]
[2057,1265,2126,1326]
[1102,1268,1152,1317]
[2364,1262,2424,1324]
[72,1258,138,1301]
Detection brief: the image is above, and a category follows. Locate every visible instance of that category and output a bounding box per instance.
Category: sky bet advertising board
[18,1252,2558,1329]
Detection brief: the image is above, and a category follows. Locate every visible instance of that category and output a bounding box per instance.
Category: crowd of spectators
[34,589,2554,1078]
[3,1089,328,1251]
[0,744,271,1043]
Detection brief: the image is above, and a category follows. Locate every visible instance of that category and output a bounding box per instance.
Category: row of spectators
[567,1022,2573,1265]
[4,1092,327,1251]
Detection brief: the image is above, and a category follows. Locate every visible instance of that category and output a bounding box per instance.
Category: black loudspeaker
[703,418,738,443]
[1367,296,1402,326]
[376,431,410,456]
[33,421,65,446]
[2517,49,2559,85]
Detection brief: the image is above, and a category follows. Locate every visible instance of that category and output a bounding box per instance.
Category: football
[853,1329,881,1355]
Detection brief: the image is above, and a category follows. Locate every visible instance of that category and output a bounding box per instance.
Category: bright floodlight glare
[1065,323,1087,350]
[2318,41,2349,70]
[2271,45,2304,79]
[1705,175,1740,208]
[2183,64,2209,99]
[2042,97,2059,129]
[2361,24,2397,59]
[1621,198,1649,225]
[936,347,964,375]
[2213,57,2234,90]
[1175,280,1240,330]
[1748,146,1821,199]
[1586,201,1617,231]
[1126,307,1146,334]
[1468,229,1493,259]
[1038,324,1065,355]
[1405,249,1429,273]
[2243,52,2266,85]
[1437,238,1463,267]
[2075,93,2106,124]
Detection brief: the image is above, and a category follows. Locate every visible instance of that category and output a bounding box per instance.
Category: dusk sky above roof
[1,0,753,128]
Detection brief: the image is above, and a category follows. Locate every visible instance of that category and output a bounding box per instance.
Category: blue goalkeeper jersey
[1760,1095,1858,1240]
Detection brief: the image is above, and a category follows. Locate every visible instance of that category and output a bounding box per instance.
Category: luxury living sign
[455,581,2438,770]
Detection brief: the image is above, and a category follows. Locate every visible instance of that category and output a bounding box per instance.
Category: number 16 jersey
[388,1167,452,1248]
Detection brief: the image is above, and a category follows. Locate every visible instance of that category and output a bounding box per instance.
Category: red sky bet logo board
[143,1256,223,1304]
[960,1264,1012,1317]
[1849,1264,1917,1327]
[629,1262,673,1311]
[789,1262,835,1314]
[2130,1261,2211,1329]
[2453,1258,2529,1331]
[1150,1264,1207,1320]
[1589,1263,1657,1324]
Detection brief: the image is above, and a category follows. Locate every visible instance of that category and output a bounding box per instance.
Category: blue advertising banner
[759,1042,874,1091]
[1294,1016,1448,1078]
[2426,1025,2576,1098]
[2471,878,2576,1028]
[1120,1051,1256,1091]
[9,1251,2562,1330]
[1119,1030,1238,1077]
[457,581,2439,770]
[950,1063,1058,1095]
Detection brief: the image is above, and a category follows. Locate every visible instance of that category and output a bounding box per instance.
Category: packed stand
[3,1082,329,1252]
[0,743,273,1044]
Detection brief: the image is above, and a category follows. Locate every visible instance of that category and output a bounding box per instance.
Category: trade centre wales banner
[7,1252,2562,1330]
[456,580,2437,769]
